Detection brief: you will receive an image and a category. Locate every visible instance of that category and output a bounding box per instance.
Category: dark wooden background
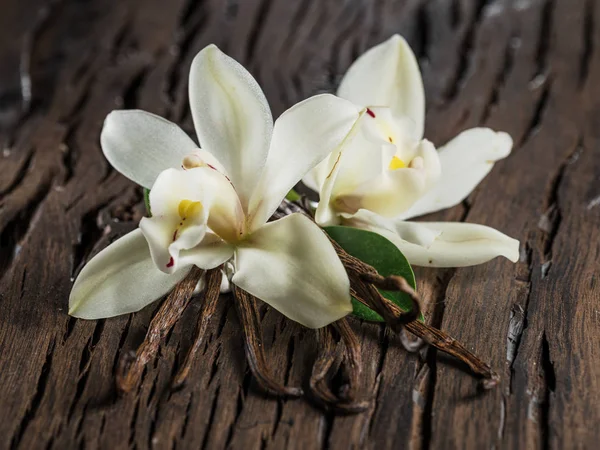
[1,0,599,448]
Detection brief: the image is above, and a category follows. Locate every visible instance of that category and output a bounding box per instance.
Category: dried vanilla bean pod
[309,326,341,405]
[404,320,499,388]
[309,325,370,413]
[273,197,310,219]
[172,267,223,389]
[357,273,421,329]
[332,318,362,401]
[232,285,303,397]
[350,280,499,388]
[117,266,204,394]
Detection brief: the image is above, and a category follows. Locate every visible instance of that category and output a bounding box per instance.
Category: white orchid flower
[303,35,519,267]
[69,44,361,328]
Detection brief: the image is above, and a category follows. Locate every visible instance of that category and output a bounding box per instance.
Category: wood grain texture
[0,0,598,448]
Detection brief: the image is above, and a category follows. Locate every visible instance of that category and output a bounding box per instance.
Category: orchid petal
[179,233,235,270]
[313,144,349,227]
[302,156,329,192]
[399,128,513,220]
[232,214,352,328]
[248,94,361,229]
[189,44,273,209]
[69,229,189,319]
[348,213,519,267]
[101,110,199,189]
[337,34,425,139]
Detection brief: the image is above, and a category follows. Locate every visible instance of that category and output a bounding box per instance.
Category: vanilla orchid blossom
[69,44,361,328]
[303,35,519,267]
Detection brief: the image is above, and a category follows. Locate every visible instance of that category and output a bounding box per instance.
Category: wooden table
[1,0,598,448]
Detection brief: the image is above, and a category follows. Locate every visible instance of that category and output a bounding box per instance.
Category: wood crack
[245,0,274,63]
[507,242,533,392]
[540,332,556,450]
[0,179,53,278]
[10,338,56,449]
[533,0,555,81]
[539,137,582,274]
[166,0,209,107]
[482,31,518,124]
[579,0,595,86]
[420,268,455,450]
[415,1,430,62]
[445,0,490,100]
[0,149,33,197]
[519,79,551,148]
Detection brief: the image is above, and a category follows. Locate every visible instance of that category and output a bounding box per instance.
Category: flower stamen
[178,199,202,218]
[182,154,204,169]
[408,156,424,170]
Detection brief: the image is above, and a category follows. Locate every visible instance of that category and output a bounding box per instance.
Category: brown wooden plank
[0,0,598,448]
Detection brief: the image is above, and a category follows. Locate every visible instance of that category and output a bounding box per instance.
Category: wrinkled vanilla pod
[117,266,204,394]
[340,246,499,388]
[309,322,371,413]
[232,285,304,397]
[310,325,343,405]
[331,319,362,402]
[172,267,223,389]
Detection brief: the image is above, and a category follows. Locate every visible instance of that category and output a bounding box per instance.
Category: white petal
[248,94,361,229]
[179,233,235,270]
[347,209,442,247]
[69,229,189,319]
[313,144,351,227]
[313,111,377,226]
[302,155,330,192]
[330,126,389,197]
[232,214,352,328]
[400,128,513,220]
[189,44,273,209]
[101,110,198,189]
[348,213,519,267]
[338,35,425,139]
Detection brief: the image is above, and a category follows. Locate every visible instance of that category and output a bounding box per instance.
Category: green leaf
[143,188,152,217]
[324,225,423,322]
[285,188,301,202]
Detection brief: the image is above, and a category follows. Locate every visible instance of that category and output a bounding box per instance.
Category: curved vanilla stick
[232,285,303,397]
[116,266,204,394]
[172,267,222,389]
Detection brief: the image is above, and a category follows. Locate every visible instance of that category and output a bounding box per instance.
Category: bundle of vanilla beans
[116,199,498,413]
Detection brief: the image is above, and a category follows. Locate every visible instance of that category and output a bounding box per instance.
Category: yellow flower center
[388,156,406,170]
[178,199,203,219]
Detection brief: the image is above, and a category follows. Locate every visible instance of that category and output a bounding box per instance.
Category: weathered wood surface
[0,0,598,448]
